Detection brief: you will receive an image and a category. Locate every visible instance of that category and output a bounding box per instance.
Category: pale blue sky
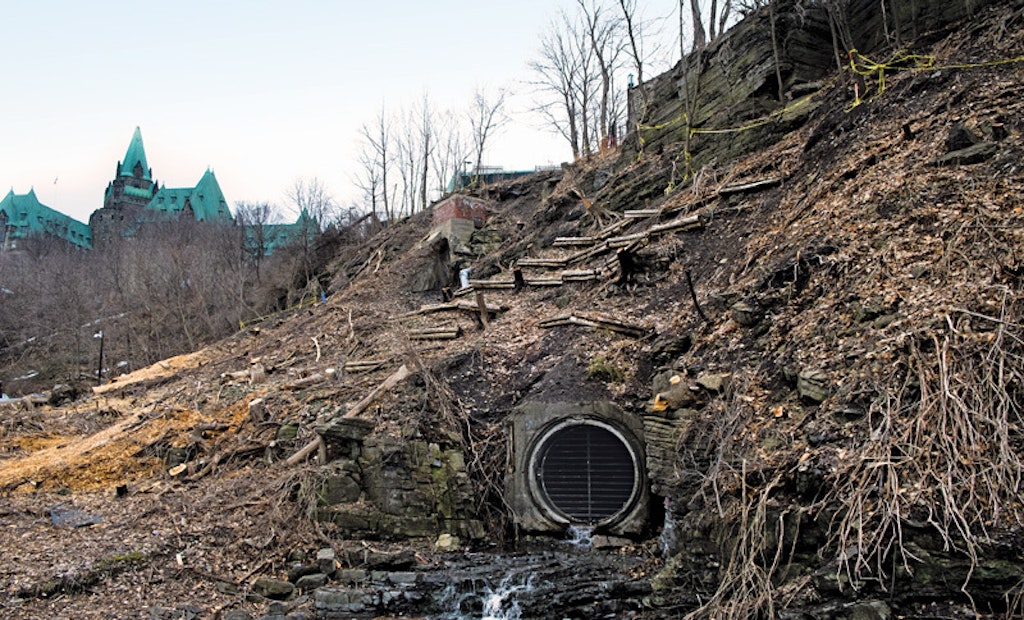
[4,1,680,223]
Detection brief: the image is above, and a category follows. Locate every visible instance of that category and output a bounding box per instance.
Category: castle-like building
[1,127,303,253]
[89,127,233,245]
[0,188,93,252]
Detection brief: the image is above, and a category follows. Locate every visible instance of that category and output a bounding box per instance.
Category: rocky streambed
[292,535,661,620]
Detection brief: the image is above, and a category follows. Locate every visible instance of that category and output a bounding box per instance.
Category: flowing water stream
[421,528,651,619]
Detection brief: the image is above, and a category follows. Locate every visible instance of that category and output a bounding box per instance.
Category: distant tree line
[0,180,376,395]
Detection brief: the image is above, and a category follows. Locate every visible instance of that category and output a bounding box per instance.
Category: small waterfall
[437,568,537,620]
[564,524,594,549]
[659,498,678,558]
[480,572,535,620]
[427,538,647,619]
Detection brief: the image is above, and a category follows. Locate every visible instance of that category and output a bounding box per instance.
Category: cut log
[517,258,568,269]
[623,208,662,218]
[467,279,516,290]
[718,177,781,196]
[408,327,461,340]
[475,292,490,329]
[344,359,388,373]
[248,398,267,425]
[561,269,600,282]
[524,277,563,287]
[567,315,646,338]
[607,231,649,248]
[282,373,326,391]
[284,364,414,467]
[539,313,647,338]
[343,364,412,418]
[403,299,507,317]
[648,213,703,235]
[538,314,573,328]
[553,236,598,247]
[567,241,611,265]
[596,218,632,238]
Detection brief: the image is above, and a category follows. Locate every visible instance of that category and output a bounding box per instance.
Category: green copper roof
[0,188,92,249]
[244,209,318,255]
[146,169,232,222]
[120,126,152,180]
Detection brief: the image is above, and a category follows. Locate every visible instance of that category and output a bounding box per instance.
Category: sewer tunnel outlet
[530,420,640,526]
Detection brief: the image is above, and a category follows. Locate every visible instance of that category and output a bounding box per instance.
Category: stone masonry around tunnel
[507,401,650,537]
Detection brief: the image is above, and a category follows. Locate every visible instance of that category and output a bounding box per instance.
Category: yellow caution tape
[847,48,1024,108]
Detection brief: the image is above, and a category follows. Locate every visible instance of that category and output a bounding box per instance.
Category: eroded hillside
[2,1,1024,618]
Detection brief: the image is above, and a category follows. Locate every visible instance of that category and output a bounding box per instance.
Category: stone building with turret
[89,127,233,245]
[2,127,314,255]
[0,188,93,252]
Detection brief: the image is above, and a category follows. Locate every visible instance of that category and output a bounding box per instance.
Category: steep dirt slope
[2,2,1024,618]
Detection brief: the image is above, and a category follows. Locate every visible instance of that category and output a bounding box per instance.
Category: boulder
[294,573,329,591]
[731,300,763,326]
[929,141,997,167]
[797,369,831,402]
[251,578,295,600]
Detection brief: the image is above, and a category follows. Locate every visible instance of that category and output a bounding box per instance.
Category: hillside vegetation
[2,1,1024,618]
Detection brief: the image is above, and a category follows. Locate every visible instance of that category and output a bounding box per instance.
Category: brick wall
[432,196,488,228]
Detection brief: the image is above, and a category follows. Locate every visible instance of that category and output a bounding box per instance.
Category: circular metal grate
[535,423,637,524]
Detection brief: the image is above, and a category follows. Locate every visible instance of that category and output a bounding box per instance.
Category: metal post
[94,330,104,385]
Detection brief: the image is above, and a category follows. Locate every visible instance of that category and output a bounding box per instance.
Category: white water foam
[564,524,594,548]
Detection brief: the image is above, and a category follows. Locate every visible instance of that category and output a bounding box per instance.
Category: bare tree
[353,142,383,222]
[286,177,335,291]
[359,106,395,222]
[531,18,586,158]
[235,201,283,281]
[681,0,739,55]
[618,0,646,85]
[531,10,605,158]
[286,177,336,230]
[532,2,637,158]
[416,93,434,211]
[686,0,708,53]
[394,106,418,217]
[431,108,470,194]
[468,86,509,180]
[577,0,626,146]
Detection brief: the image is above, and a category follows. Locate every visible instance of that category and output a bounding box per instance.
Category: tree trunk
[690,0,707,51]
[769,0,785,101]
